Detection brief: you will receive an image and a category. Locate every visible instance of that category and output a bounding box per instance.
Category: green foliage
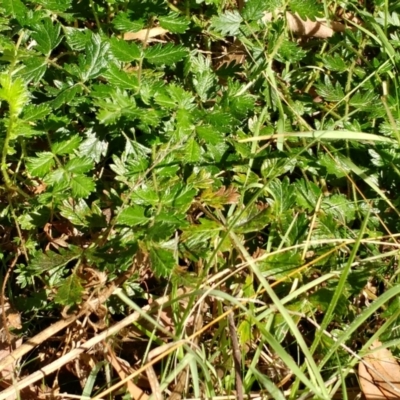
[1,0,400,398]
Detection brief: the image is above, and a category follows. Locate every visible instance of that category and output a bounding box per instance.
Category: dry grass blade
[359,340,400,399]
[105,342,149,400]
[0,289,187,400]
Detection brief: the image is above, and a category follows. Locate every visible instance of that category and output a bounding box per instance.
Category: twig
[1,253,19,351]
[227,311,243,400]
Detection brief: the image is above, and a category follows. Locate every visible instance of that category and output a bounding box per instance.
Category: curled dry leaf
[359,340,400,399]
[124,27,169,42]
[262,12,348,39]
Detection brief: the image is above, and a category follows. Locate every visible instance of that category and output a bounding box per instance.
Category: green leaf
[144,43,188,66]
[232,205,270,234]
[78,131,108,163]
[193,71,217,101]
[321,55,348,73]
[261,251,302,280]
[65,157,93,174]
[211,11,243,36]
[51,135,82,155]
[315,76,345,102]
[26,152,55,177]
[242,0,265,21]
[149,246,175,277]
[78,33,110,82]
[0,73,30,117]
[18,57,47,84]
[161,183,196,211]
[266,178,296,214]
[159,12,190,33]
[112,12,144,32]
[95,89,137,124]
[55,274,84,306]
[289,0,323,20]
[110,37,141,62]
[59,198,91,226]
[64,27,92,51]
[184,137,201,162]
[34,0,71,12]
[277,40,306,62]
[31,18,62,55]
[117,206,149,226]
[52,84,80,109]
[2,0,27,19]
[22,103,51,122]
[70,175,95,198]
[28,248,81,273]
[309,288,348,316]
[102,64,139,90]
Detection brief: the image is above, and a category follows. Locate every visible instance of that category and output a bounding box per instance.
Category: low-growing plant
[1,0,400,398]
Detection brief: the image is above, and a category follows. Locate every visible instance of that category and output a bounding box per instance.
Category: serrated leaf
[159,12,189,33]
[70,175,95,198]
[266,177,295,214]
[261,251,302,280]
[113,12,144,32]
[78,33,110,82]
[233,205,270,234]
[322,55,348,73]
[162,183,196,211]
[26,152,55,177]
[55,274,84,306]
[211,11,243,36]
[64,27,92,51]
[22,103,51,122]
[28,248,81,273]
[289,0,323,20]
[184,137,201,162]
[149,246,175,277]
[242,0,265,21]
[0,73,30,117]
[109,37,141,62]
[18,57,47,84]
[59,198,91,226]
[144,43,187,66]
[2,0,27,19]
[51,135,81,155]
[78,131,108,163]
[35,0,71,12]
[52,84,80,109]
[65,157,93,174]
[193,71,217,101]
[31,18,62,55]
[315,76,345,102]
[102,64,139,90]
[117,206,149,226]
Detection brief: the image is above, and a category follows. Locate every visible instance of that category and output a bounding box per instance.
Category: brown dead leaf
[262,12,348,38]
[359,340,400,399]
[123,27,169,42]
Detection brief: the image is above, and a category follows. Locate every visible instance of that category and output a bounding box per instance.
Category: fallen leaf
[124,27,169,42]
[359,340,400,399]
[262,12,348,38]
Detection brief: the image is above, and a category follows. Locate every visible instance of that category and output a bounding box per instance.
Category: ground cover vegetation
[0,0,400,398]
